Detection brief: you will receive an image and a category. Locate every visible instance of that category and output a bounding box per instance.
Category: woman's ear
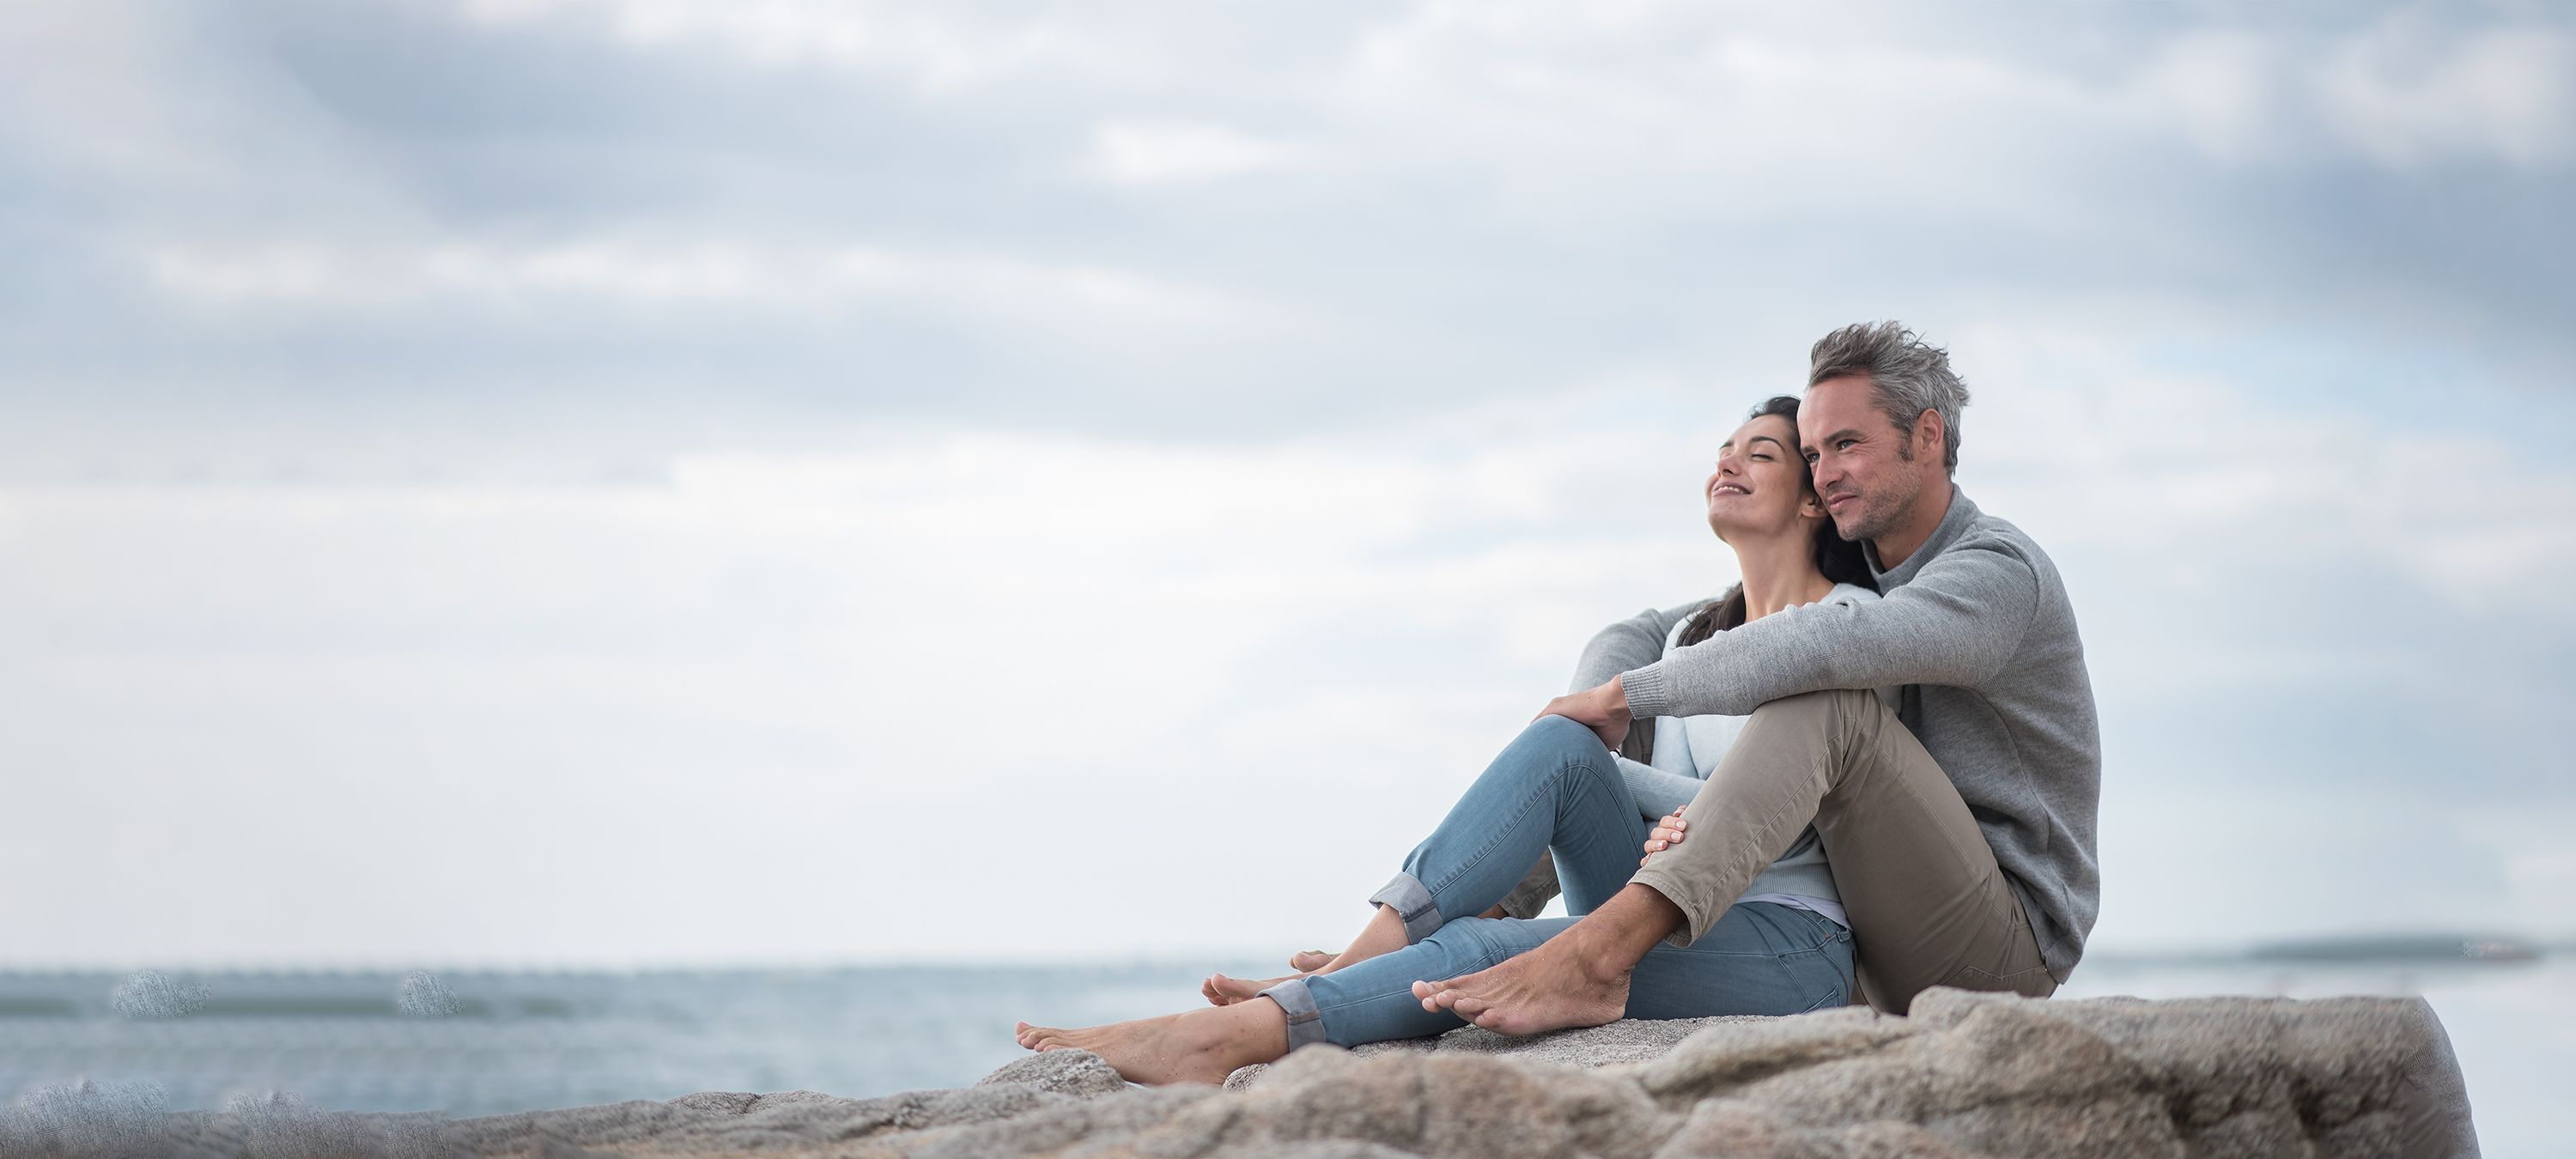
[1798,491,1828,520]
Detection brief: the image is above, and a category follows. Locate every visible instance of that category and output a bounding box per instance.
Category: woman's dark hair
[1675,396,1876,647]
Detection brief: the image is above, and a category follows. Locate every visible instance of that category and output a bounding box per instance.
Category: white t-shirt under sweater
[1614,582,1895,929]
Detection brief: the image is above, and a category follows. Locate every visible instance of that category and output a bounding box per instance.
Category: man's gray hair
[1806,321,1970,473]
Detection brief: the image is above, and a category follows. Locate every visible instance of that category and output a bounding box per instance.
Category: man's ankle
[1568,884,1686,971]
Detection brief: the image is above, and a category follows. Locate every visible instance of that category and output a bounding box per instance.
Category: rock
[396,971,465,1018]
[1224,1014,1782,1090]
[118,991,2476,1158]
[110,970,209,1019]
[975,1047,1135,1098]
[2,1079,171,1156]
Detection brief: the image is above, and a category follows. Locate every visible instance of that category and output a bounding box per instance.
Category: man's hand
[1535,675,1632,751]
[1639,808,1686,868]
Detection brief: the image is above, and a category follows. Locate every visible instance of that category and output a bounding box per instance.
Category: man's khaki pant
[1629,688,2054,1014]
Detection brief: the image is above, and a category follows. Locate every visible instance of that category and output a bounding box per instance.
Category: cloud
[450,0,1135,91]
[2314,21,2573,167]
[135,236,1309,348]
[1083,121,1309,185]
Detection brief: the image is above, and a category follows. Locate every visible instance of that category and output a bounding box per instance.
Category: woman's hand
[1638,808,1686,867]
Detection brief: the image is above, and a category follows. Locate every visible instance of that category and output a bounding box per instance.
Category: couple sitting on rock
[1018,321,2102,1085]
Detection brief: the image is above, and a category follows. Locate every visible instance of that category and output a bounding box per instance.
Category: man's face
[1798,375,1924,544]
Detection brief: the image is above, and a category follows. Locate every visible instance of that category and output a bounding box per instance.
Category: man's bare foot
[1411,936,1631,1035]
[1288,950,1334,973]
[1015,1000,1288,1086]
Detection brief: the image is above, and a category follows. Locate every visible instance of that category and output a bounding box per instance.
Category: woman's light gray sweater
[1576,488,2100,982]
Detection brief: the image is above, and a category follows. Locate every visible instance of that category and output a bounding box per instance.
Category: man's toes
[1290,950,1333,972]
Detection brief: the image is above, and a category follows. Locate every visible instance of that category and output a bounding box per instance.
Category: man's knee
[1744,688,1879,730]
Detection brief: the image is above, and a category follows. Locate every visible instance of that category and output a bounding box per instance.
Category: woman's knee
[1501,715,1616,783]
[1522,713,1600,752]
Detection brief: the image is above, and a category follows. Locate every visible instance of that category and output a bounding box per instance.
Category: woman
[1017,397,1883,1085]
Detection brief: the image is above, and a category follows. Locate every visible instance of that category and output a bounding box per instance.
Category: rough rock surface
[1219,1014,1777,1090]
[27,990,2475,1157]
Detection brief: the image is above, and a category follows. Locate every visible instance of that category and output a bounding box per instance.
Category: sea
[3,953,2568,1156]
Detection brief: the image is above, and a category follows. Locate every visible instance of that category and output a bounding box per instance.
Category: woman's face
[1703,413,1824,542]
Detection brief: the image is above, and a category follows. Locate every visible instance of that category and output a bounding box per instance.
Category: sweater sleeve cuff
[1619,663,1674,718]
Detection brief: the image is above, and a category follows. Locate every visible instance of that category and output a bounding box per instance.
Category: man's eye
[1837,439,1856,451]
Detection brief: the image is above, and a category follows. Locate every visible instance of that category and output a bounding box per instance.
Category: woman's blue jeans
[1260,715,1856,1050]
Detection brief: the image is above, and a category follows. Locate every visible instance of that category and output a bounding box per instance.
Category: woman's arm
[1616,755,1700,819]
[1568,604,1698,693]
[1499,603,1699,919]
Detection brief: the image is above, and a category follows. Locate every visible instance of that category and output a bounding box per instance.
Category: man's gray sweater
[1576,488,2100,981]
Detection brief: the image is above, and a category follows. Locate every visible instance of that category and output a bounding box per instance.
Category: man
[1419,320,2100,1027]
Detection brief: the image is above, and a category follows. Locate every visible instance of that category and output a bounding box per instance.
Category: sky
[1,0,2571,968]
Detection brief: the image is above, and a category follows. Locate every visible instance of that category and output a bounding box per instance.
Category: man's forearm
[1622,549,2040,717]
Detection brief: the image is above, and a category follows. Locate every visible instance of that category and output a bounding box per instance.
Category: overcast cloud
[1,0,2570,966]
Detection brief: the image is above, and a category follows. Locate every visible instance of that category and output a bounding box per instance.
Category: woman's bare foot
[1200,971,1296,1006]
[1411,935,1631,1035]
[1015,1000,1290,1086]
[1204,905,1419,1006]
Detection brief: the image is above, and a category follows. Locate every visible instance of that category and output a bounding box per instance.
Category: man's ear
[1914,409,1945,464]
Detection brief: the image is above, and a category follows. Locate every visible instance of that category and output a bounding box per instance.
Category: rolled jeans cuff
[1367,872,1443,944]
[1257,976,1328,1052]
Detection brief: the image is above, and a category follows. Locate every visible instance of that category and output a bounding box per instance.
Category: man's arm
[1619,538,2043,719]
